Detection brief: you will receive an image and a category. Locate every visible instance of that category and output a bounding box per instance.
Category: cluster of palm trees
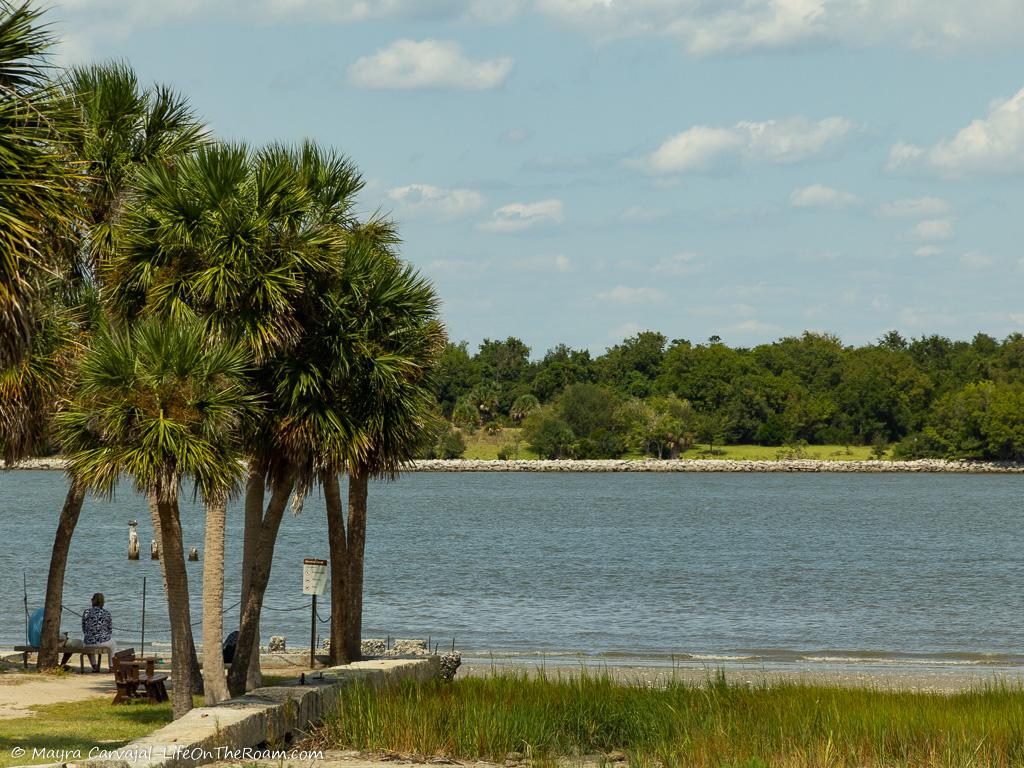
[0,2,443,718]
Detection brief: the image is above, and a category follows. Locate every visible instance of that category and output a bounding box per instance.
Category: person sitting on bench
[80,593,116,672]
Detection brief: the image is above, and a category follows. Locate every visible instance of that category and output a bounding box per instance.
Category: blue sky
[54,1,1024,356]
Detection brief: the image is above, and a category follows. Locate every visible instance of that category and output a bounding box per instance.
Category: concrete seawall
[56,657,439,768]
[7,457,1024,473]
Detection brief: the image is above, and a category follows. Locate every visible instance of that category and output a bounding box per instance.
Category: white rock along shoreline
[6,457,1024,473]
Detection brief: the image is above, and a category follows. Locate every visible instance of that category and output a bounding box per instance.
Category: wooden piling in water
[128,520,139,560]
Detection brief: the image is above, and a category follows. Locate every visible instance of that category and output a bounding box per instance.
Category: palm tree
[57,317,252,718]
[321,236,444,662]
[109,140,364,693]
[30,63,207,671]
[0,2,75,367]
[510,393,540,423]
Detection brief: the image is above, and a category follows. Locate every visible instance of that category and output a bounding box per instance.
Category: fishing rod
[23,572,28,646]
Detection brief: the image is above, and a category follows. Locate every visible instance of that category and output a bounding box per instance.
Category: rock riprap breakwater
[408,458,1024,473]
[6,457,1024,472]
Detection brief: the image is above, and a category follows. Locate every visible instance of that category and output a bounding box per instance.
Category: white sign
[303,558,328,596]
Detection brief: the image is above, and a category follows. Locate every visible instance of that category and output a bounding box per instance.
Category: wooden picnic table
[112,654,168,704]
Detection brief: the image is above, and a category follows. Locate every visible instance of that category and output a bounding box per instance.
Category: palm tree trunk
[37,481,86,670]
[323,471,348,665]
[343,467,369,662]
[149,492,203,694]
[201,495,229,704]
[227,475,293,696]
[240,467,264,690]
[155,490,196,719]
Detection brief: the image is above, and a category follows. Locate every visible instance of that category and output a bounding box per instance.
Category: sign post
[303,558,328,669]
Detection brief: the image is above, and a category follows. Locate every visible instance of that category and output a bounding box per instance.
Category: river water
[1,470,1022,669]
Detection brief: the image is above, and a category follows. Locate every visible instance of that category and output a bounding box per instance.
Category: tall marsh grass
[314,670,1024,768]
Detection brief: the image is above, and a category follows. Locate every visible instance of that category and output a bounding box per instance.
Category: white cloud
[790,184,861,209]
[349,39,513,90]
[58,1,1024,63]
[888,86,1024,177]
[912,219,954,241]
[388,184,485,218]
[596,285,666,303]
[59,1,493,60]
[961,251,993,269]
[877,197,951,218]
[652,252,704,275]
[479,199,565,233]
[533,0,1024,55]
[635,117,854,174]
[914,245,943,258]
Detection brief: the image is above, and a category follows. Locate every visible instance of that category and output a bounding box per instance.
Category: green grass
[314,671,1024,768]
[676,443,883,461]
[458,434,883,462]
[0,694,199,767]
[460,428,539,460]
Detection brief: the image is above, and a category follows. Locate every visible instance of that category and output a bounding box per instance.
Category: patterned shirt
[82,607,112,645]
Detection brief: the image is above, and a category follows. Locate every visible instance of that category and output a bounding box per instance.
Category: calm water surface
[1,471,1022,667]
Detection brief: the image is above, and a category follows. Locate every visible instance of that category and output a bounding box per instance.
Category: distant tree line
[422,330,1024,462]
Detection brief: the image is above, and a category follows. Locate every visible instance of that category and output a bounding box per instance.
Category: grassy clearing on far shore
[460,432,884,462]
[460,429,539,460]
[0,694,198,767]
[315,671,1024,768]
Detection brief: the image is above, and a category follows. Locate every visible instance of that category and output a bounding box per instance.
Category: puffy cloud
[59,0,1024,62]
[876,197,951,218]
[635,117,854,174]
[596,285,666,303]
[790,184,861,209]
[478,199,565,233]
[349,39,513,90]
[388,184,485,218]
[912,219,954,241]
[888,86,1024,177]
[533,0,1024,55]
[914,245,943,258]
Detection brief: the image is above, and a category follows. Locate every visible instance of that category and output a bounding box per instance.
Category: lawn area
[460,428,539,460]
[459,433,883,462]
[315,671,1024,768]
[677,443,883,461]
[0,694,196,767]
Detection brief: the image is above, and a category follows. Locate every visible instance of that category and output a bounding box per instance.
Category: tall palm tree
[57,317,252,718]
[109,140,363,694]
[30,62,207,671]
[0,1,75,367]
[330,240,444,661]
[256,222,443,665]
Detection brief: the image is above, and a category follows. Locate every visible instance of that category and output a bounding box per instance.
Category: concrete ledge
[74,657,438,768]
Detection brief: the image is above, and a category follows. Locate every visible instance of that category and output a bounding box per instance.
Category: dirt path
[0,669,111,719]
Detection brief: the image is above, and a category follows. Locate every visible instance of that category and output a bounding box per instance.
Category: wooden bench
[112,649,168,705]
[13,644,112,672]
